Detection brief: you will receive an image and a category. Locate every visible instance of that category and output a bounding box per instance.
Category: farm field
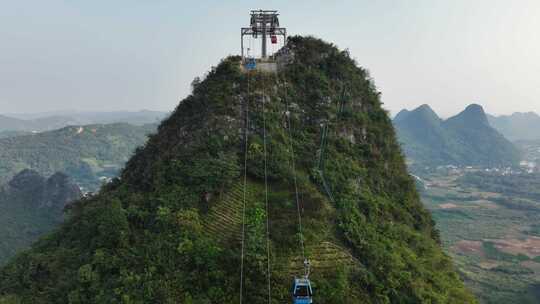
[420,170,540,303]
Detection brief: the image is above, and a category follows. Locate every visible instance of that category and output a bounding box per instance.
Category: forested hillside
[0,170,81,265]
[0,123,155,192]
[394,104,520,167]
[0,37,475,303]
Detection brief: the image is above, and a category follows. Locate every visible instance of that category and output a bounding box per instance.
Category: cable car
[292,277,313,304]
[245,57,256,70]
[271,35,278,44]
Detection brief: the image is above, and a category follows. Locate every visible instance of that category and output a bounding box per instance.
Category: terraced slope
[203,181,257,243]
[204,181,360,276]
[288,241,362,276]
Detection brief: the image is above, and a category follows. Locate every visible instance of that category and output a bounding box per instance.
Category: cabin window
[294,285,311,297]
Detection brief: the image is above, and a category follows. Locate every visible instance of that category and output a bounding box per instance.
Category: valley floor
[420,170,540,303]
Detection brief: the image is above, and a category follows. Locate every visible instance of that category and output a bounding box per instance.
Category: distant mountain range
[487,112,540,142]
[0,123,155,192]
[0,170,81,265]
[0,114,75,133]
[0,130,30,139]
[394,104,520,167]
[0,110,168,133]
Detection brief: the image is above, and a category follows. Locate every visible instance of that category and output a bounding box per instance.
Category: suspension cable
[317,84,348,203]
[262,75,272,304]
[282,81,307,271]
[239,64,251,304]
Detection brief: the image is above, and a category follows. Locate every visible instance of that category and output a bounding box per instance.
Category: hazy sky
[2,0,540,117]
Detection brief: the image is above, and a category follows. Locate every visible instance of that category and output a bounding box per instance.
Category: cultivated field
[420,171,540,303]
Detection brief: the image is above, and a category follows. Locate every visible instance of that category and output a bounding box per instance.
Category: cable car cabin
[271,35,278,44]
[244,58,257,70]
[292,278,313,304]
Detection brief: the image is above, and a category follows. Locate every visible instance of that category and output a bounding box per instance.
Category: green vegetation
[0,36,475,303]
[482,242,529,263]
[394,104,521,167]
[459,172,540,201]
[525,224,540,237]
[0,123,155,192]
[0,170,81,265]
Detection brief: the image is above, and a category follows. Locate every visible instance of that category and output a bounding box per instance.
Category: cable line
[238,61,251,304]
[281,81,307,273]
[317,84,348,203]
[262,75,272,304]
[279,76,314,303]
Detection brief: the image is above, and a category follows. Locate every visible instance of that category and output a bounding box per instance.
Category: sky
[1,0,540,117]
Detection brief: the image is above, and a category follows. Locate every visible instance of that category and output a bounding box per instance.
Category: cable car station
[240,10,288,73]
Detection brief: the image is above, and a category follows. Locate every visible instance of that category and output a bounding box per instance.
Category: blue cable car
[245,57,256,70]
[292,277,313,304]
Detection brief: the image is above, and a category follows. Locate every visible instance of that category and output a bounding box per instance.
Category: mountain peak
[413,104,441,121]
[6,170,81,210]
[394,104,441,129]
[393,109,410,122]
[464,103,485,114]
[8,169,45,192]
[417,104,434,111]
[42,172,81,209]
[412,104,439,119]
[447,103,488,126]
[395,102,520,167]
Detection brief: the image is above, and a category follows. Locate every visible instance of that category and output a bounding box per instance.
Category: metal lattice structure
[241,10,286,59]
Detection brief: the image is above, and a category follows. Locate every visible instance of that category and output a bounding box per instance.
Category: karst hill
[394,104,520,168]
[0,36,476,303]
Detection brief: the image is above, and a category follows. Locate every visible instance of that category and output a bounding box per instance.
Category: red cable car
[271,35,277,44]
